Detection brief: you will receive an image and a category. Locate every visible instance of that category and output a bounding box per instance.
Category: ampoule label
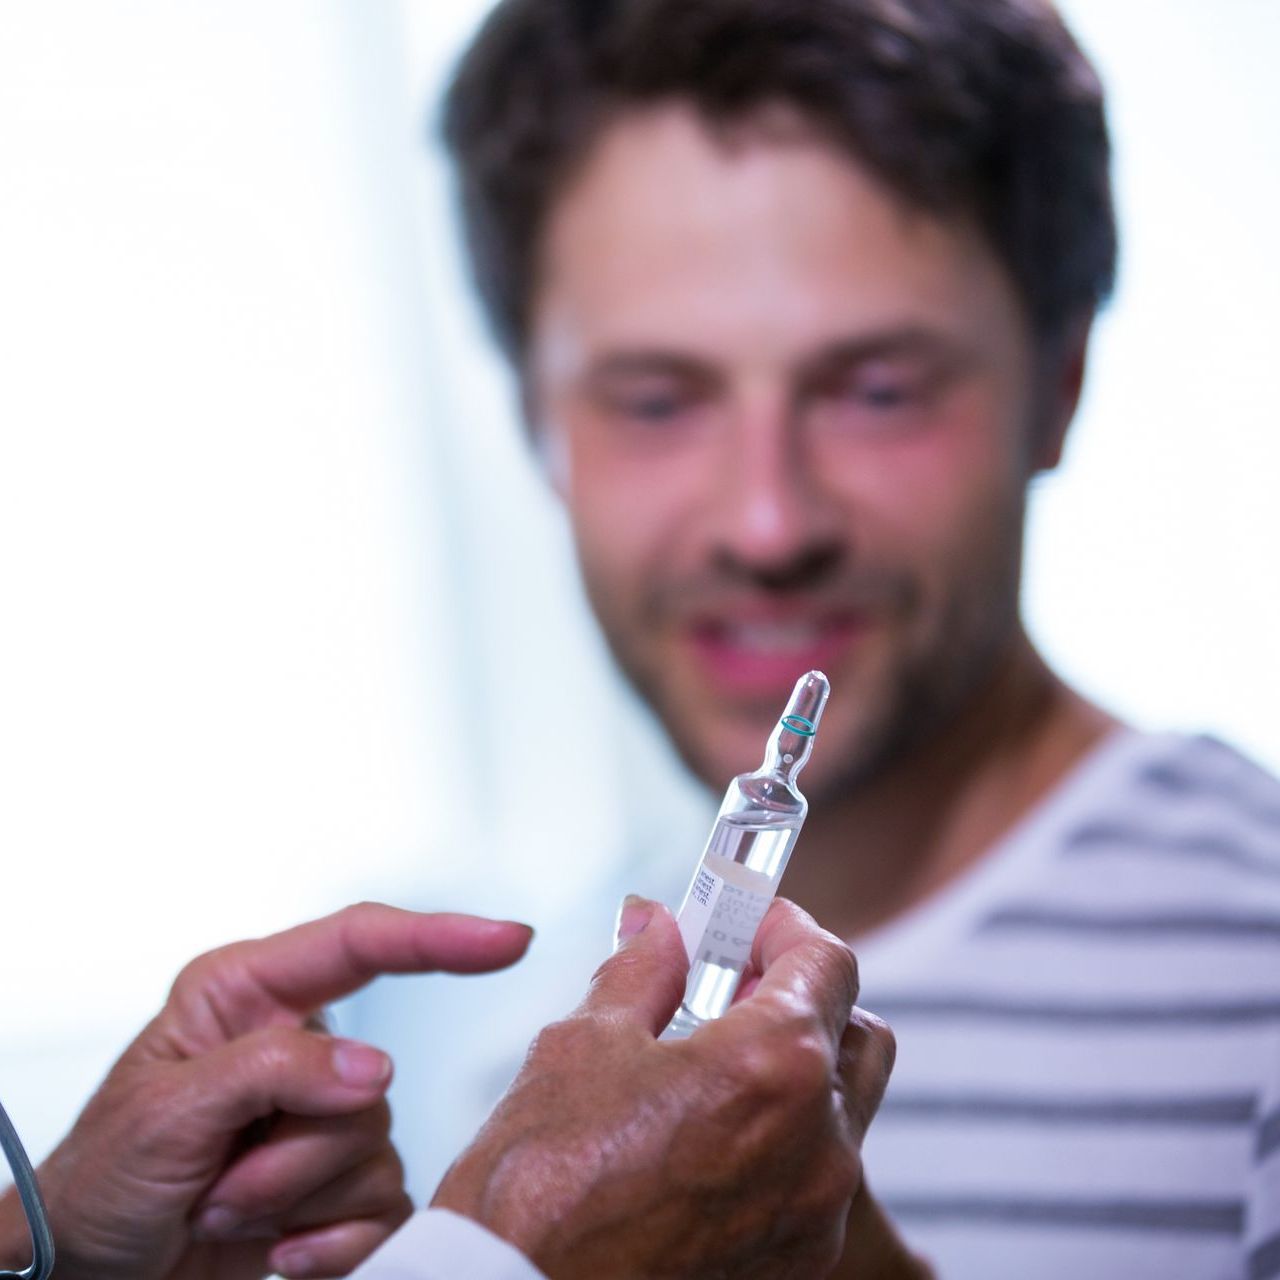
[676,853,774,969]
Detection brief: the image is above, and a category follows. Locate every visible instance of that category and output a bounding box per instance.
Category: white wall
[1027,0,1280,766]
[0,0,1276,1177]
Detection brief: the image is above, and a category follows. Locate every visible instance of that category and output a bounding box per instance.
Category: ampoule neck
[759,725,812,787]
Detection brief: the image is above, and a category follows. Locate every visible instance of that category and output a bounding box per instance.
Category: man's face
[528,104,1056,801]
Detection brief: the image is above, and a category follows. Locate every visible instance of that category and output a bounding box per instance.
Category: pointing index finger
[189,903,533,1026]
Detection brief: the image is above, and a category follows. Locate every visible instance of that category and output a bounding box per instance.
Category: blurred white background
[1,0,1277,1188]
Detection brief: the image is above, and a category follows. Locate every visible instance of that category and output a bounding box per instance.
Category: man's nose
[708,402,844,588]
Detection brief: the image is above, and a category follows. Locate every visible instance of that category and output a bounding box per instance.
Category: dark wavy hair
[442,0,1116,362]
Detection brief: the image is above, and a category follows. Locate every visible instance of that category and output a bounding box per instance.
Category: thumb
[574,895,687,1036]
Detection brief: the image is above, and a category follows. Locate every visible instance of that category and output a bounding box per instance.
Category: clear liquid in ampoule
[661,669,828,1041]
[670,809,801,1028]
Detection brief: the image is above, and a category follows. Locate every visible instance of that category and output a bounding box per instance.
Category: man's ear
[1033,315,1093,473]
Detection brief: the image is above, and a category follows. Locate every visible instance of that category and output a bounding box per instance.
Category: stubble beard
[588,586,1019,816]
[581,505,1029,810]
[801,574,1024,809]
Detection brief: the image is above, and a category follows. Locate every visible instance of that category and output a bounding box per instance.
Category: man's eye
[808,362,945,438]
[841,367,931,409]
[626,394,684,421]
[602,388,694,424]
[854,382,912,409]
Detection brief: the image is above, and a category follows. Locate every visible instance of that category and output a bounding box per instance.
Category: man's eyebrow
[799,327,970,380]
[584,350,721,384]
[584,330,968,385]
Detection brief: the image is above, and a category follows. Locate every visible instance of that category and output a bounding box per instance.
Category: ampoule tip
[780,670,830,735]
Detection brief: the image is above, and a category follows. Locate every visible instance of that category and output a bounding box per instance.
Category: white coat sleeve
[347,1207,549,1280]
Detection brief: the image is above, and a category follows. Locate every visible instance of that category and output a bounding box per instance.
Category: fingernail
[194,1204,241,1239]
[615,894,654,945]
[274,1246,315,1277]
[332,1040,392,1087]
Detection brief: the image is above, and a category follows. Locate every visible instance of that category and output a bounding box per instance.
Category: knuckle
[588,945,636,988]
[591,944,684,1013]
[585,949,619,991]
[820,936,859,1003]
[369,1148,408,1202]
[339,900,382,923]
[334,901,380,947]
[787,1028,838,1097]
[169,947,222,1001]
[252,1025,306,1078]
[849,1008,897,1078]
[168,941,257,1035]
[867,1012,897,1074]
[526,1016,593,1064]
[332,901,386,955]
[727,1037,788,1099]
[733,1022,832,1102]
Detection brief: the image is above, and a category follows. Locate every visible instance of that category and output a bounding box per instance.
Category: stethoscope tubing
[0,1097,54,1280]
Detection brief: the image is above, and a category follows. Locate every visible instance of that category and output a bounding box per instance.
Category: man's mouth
[685,612,865,697]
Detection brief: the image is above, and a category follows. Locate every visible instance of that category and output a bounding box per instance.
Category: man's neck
[781,640,1118,942]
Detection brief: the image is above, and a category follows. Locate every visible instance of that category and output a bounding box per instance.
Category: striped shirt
[348,727,1280,1277]
[857,729,1280,1278]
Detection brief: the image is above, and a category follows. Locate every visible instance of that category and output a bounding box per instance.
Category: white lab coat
[349,1209,545,1279]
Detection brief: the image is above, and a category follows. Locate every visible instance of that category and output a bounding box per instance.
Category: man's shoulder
[1136,732,1280,822]
[1053,729,1280,908]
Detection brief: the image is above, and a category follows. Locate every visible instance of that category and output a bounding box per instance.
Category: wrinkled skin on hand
[0,904,532,1280]
[434,896,909,1280]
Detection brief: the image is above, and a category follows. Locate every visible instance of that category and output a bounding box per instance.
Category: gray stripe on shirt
[880,1091,1257,1127]
[869,994,1280,1026]
[1252,1231,1280,1280]
[1140,758,1280,831]
[884,1195,1244,1235]
[979,906,1280,941]
[1258,1106,1280,1162]
[1064,822,1280,878]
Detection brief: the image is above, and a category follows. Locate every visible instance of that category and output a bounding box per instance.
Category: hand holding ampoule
[663,670,830,1039]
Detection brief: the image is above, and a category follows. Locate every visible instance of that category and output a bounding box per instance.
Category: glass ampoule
[662,671,830,1039]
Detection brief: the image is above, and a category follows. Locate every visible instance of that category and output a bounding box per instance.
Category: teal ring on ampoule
[780,714,816,736]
